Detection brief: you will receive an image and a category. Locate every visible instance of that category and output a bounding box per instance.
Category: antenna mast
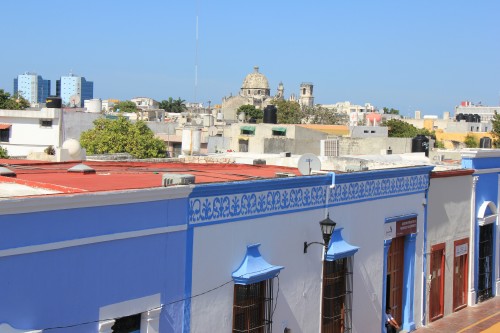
[194,1,199,109]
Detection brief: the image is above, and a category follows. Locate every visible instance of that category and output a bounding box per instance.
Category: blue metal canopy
[232,244,284,285]
[325,228,359,261]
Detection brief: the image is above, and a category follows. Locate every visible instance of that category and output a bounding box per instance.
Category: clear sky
[1,0,499,116]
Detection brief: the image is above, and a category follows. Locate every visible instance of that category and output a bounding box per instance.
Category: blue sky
[1,0,499,116]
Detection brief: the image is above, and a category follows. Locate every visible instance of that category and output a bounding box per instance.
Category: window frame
[0,128,10,142]
[232,279,273,333]
[322,257,353,333]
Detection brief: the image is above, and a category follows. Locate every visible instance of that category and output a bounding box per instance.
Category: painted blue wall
[0,198,188,332]
[462,154,499,299]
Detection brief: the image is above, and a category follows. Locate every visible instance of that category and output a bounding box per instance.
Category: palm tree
[159,97,174,113]
[172,98,187,113]
[159,97,187,113]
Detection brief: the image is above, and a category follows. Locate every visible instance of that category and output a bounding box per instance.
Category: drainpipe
[468,176,479,305]
[421,184,429,327]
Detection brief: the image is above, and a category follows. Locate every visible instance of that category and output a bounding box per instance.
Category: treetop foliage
[271,99,302,124]
[236,105,263,121]
[159,97,187,113]
[113,100,138,113]
[490,111,500,148]
[0,89,30,110]
[381,118,432,138]
[382,107,400,115]
[80,116,166,159]
[0,146,8,159]
[302,105,348,125]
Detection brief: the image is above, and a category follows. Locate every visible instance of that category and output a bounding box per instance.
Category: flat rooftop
[0,159,301,198]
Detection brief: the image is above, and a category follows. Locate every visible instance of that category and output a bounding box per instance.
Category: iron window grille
[0,129,10,142]
[111,313,141,333]
[233,279,273,333]
[322,257,353,333]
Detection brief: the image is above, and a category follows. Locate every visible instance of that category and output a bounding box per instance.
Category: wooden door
[453,239,468,311]
[429,243,445,321]
[478,224,493,302]
[386,236,405,324]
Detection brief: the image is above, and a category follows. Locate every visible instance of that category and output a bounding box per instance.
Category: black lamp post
[304,213,336,254]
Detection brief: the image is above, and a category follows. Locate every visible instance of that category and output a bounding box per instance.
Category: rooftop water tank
[263,105,277,124]
[480,137,492,148]
[181,127,202,155]
[46,96,62,108]
[411,135,429,157]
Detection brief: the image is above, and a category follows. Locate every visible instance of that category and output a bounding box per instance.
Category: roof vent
[0,166,16,178]
[162,173,195,186]
[67,163,96,174]
[275,172,296,178]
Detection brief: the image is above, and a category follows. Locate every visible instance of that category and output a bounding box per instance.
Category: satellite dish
[208,126,218,136]
[69,94,81,107]
[298,153,321,175]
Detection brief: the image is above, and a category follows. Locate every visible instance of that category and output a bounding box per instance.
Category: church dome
[241,66,270,90]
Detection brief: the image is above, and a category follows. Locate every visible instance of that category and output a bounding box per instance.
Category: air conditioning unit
[162,174,195,186]
[320,138,340,157]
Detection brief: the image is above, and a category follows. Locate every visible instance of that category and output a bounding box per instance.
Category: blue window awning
[232,244,284,285]
[326,228,359,261]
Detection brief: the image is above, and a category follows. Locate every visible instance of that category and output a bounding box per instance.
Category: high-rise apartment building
[56,73,93,107]
[13,72,51,105]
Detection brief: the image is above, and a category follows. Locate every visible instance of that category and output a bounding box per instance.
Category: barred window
[322,257,353,333]
[233,280,273,333]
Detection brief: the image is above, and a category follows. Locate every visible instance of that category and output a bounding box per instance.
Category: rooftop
[0,159,301,198]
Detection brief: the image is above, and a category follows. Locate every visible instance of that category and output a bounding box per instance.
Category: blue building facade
[462,150,500,304]
[0,188,190,332]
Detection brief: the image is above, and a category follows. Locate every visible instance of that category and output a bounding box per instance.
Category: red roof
[0,159,300,195]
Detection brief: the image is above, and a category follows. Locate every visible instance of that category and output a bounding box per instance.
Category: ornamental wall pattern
[189,174,429,224]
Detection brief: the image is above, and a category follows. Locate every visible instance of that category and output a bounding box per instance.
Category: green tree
[236,105,263,121]
[464,134,479,148]
[434,140,445,149]
[160,97,187,113]
[113,100,138,113]
[80,116,166,159]
[0,146,8,159]
[491,111,500,147]
[0,89,30,110]
[382,107,400,115]
[159,98,174,112]
[172,98,187,113]
[271,99,302,124]
[382,119,432,137]
[302,106,348,125]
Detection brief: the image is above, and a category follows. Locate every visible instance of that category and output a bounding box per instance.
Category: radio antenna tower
[194,1,200,109]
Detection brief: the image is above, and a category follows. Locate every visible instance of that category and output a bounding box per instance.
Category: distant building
[221,66,314,121]
[130,97,160,110]
[56,73,93,107]
[455,100,500,122]
[13,72,51,105]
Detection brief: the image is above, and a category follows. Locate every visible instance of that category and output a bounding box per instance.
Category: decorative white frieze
[189,174,428,224]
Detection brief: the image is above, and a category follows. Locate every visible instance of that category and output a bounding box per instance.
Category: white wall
[427,175,472,318]
[0,109,61,156]
[189,190,426,333]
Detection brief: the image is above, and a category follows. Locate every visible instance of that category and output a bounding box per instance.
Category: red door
[387,236,405,323]
[429,243,445,321]
[453,239,469,311]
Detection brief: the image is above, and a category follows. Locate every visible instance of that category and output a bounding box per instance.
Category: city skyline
[1,0,499,116]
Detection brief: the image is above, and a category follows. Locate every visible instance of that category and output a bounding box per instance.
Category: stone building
[221,66,314,122]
